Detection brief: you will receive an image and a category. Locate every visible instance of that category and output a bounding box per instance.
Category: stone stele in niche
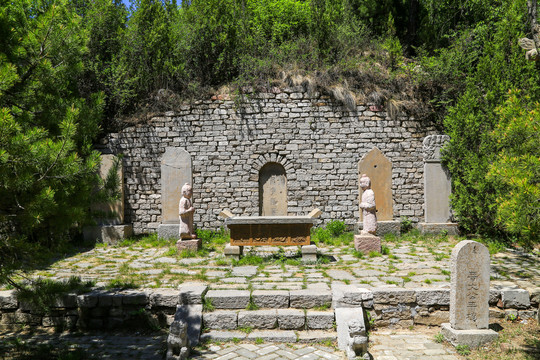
[259,162,287,216]
[93,154,124,225]
[161,148,192,224]
[358,147,393,221]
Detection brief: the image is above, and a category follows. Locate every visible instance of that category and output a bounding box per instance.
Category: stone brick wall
[0,289,178,331]
[98,88,438,234]
[1,287,536,331]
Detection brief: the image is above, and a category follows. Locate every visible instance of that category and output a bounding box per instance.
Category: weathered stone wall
[98,88,438,234]
[0,289,178,331]
[1,287,536,331]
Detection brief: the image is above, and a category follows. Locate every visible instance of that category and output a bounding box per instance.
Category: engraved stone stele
[358,148,392,221]
[354,174,381,253]
[419,135,459,235]
[259,162,287,216]
[357,148,399,235]
[94,154,124,225]
[442,240,498,348]
[83,154,133,244]
[158,148,192,239]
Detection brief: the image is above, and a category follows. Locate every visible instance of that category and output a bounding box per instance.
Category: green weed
[203,297,214,312]
[456,344,470,356]
[238,326,253,334]
[105,279,139,290]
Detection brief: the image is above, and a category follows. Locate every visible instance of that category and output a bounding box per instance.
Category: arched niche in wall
[259,162,287,216]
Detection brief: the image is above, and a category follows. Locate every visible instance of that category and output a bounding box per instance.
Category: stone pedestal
[176,239,201,252]
[441,323,498,348]
[83,225,133,244]
[418,222,459,235]
[354,234,381,254]
[158,224,180,240]
[224,244,243,260]
[301,245,318,262]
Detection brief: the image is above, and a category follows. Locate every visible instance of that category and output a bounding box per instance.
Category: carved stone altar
[227,216,314,247]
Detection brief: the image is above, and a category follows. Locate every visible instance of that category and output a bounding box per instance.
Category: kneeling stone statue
[166,318,189,360]
[347,319,370,359]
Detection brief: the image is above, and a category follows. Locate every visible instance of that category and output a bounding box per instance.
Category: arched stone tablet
[358,147,393,221]
[450,240,490,330]
[161,148,192,224]
[93,154,124,225]
[259,162,287,216]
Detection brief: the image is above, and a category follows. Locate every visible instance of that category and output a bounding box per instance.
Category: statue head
[359,174,371,191]
[181,183,192,198]
[348,319,365,336]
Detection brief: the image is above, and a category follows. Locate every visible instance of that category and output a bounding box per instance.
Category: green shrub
[312,227,331,244]
[400,217,413,234]
[326,220,346,236]
[486,91,539,248]
[440,0,540,246]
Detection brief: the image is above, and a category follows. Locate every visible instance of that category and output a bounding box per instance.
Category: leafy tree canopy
[0,0,109,284]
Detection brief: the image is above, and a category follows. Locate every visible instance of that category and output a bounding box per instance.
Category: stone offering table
[224,216,317,261]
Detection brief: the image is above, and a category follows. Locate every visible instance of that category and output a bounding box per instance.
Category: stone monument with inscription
[83,154,133,243]
[259,162,287,216]
[357,147,399,235]
[354,174,381,253]
[176,183,201,251]
[419,135,458,235]
[441,240,498,348]
[158,148,192,239]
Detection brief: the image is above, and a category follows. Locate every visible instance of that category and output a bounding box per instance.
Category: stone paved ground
[8,236,537,296]
[0,330,167,359]
[1,235,538,359]
[191,342,345,360]
[0,329,460,359]
[190,329,460,360]
[369,329,459,360]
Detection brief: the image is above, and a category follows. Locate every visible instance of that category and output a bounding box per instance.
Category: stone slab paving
[369,328,459,360]
[0,330,167,359]
[192,328,459,360]
[191,342,345,360]
[12,240,537,298]
[1,237,538,359]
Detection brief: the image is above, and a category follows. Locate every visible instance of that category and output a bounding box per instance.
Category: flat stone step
[202,309,335,330]
[200,329,337,344]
